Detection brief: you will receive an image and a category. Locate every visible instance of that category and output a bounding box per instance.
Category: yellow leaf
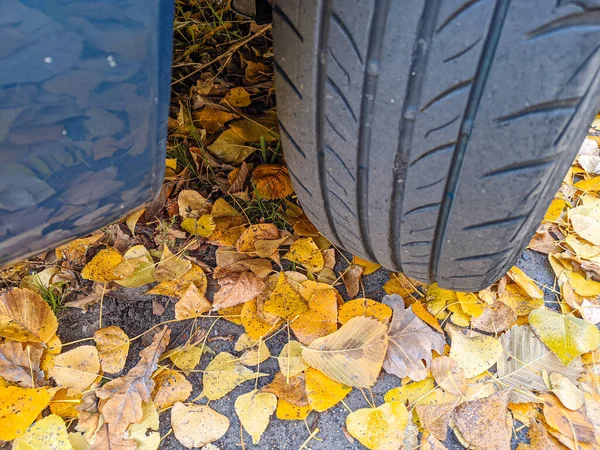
[146,264,207,298]
[164,341,212,374]
[165,158,178,177]
[224,87,251,107]
[218,303,244,325]
[252,164,294,199]
[128,401,160,450]
[305,367,351,412]
[411,301,444,334]
[241,299,282,340]
[203,352,267,400]
[81,247,125,282]
[507,267,544,300]
[346,401,408,450]
[338,298,392,325]
[352,256,381,275]
[207,129,257,164]
[302,316,388,388]
[239,340,270,366]
[277,340,308,378]
[152,369,192,410]
[498,284,544,316]
[181,214,216,237]
[49,389,80,419]
[262,272,308,319]
[154,244,192,282]
[94,326,129,374]
[114,245,155,288]
[568,200,600,245]
[194,108,239,134]
[40,334,62,374]
[384,273,423,299]
[563,270,600,297]
[290,288,338,345]
[228,112,279,142]
[55,234,102,264]
[12,414,71,450]
[384,377,435,405]
[0,386,52,440]
[234,389,277,444]
[544,198,567,222]
[529,309,600,365]
[178,190,211,220]
[456,292,485,317]
[235,223,282,258]
[125,208,146,235]
[574,176,600,192]
[283,237,325,272]
[448,326,503,378]
[0,288,58,343]
[174,283,212,319]
[276,399,312,420]
[171,402,230,448]
[50,345,100,396]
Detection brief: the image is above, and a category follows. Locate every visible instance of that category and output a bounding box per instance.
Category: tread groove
[437,0,487,34]
[327,47,351,84]
[402,240,433,247]
[420,78,474,113]
[443,36,483,63]
[527,9,600,39]
[325,114,347,142]
[409,142,456,167]
[404,202,441,216]
[416,177,446,190]
[327,171,348,196]
[325,144,356,180]
[287,168,313,197]
[328,189,358,217]
[494,97,580,124]
[482,153,560,178]
[275,61,303,99]
[454,247,512,262]
[330,12,364,64]
[273,5,304,42]
[326,77,358,121]
[462,215,527,231]
[278,120,306,158]
[424,114,461,138]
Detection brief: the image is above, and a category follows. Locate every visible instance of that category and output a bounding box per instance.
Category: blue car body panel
[0,0,173,266]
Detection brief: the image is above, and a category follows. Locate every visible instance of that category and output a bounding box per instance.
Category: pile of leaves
[2,0,600,448]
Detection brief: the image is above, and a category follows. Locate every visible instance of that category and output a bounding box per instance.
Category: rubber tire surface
[273,0,600,291]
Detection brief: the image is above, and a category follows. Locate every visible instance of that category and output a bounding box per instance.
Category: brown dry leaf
[202,352,267,400]
[430,356,468,396]
[252,164,294,199]
[212,270,266,310]
[338,298,392,325]
[415,390,460,441]
[541,393,597,444]
[90,423,136,450]
[302,316,388,388]
[262,272,308,319]
[152,369,192,410]
[154,244,192,282]
[0,288,58,343]
[283,237,325,272]
[0,340,45,387]
[277,340,308,378]
[383,294,445,381]
[235,223,282,258]
[207,128,257,164]
[174,282,212,319]
[290,288,338,345]
[453,390,511,450]
[55,234,103,264]
[261,372,308,406]
[146,264,207,298]
[195,108,238,134]
[171,402,230,449]
[346,401,409,450]
[342,264,364,298]
[81,247,125,282]
[245,60,268,83]
[225,87,251,107]
[94,325,129,374]
[528,418,564,450]
[177,190,211,220]
[235,389,277,444]
[64,282,109,311]
[215,247,273,278]
[471,300,517,333]
[50,345,100,396]
[96,327,170,434]
[305,367,351,412]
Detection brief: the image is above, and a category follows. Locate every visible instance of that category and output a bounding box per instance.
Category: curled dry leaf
[12,414,71,450]
[529,309,600,366]
[50,345,100,396]
[152,369,192,410]
[0,288,58,344]
[261,372,308,406]
[202,352,267,400]
[305,367,351,412]
[174,282,212,319]
[346,401,408,450]
[338,298,392,325]
[283,237,325,272]
[430,356,468,396]
[81,247,125,282]
[252,164,294,199]
[448,325,503,378]
[0,340,45,388]
[0,385,52,441]
[212,270,266,310]
[342,264,364,298]
[96,327,170,434]
[277,340,308,378]
[496,325,583,403]
[171,402,230,449]
[125,208,146,235]
[302,316,388,388]
[94,325,129,374]
[383,294,445,381]
[453,390,511,450]
[235,389,277,444]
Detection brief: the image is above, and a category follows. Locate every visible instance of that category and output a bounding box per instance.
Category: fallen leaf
[453,390,511,450]
[528,418,564,450]
[302,316,388,388]
[195,108,238,134]
[383,294,445,381]
[261,372,308,406]
[415,390,460,441]
[181,214,216,237]
[212,270,266,310]
[568,200,600,245]
[496,325,583,403]
[241,298,282,340]
[448,326,503,378]
[0,288,58,343]
[346,401,408,450]
[81,247,125,282]
[283,237,325,272]
[277,340,308,378]
[338,298,392,325]
[125,209,146,235]
[49,389,80,419]
[96,327,170,434]
[262,272,308,319]
[342,264,364,298]
[549,372,584,410]
[498,284,544,316]
[114,245,156,288]
[154,244,192,282]
[225,87,251,107]
[305,367,351,412]
[12,414,71,450]
[508,267,545,299]
[455,292,485,317]
[50,345,100,396]
[128,401,160,450]
[228,112,279,142]
[430,356,467,396]
[471,300,517,333]
[94,326,129,374]
[55,234,103,264]
[384,377,435,405]
[208,128,257,164]
[0,385,52,440]
[541,393,597,444]
[276,399,312,421]
[252,164,294,199]
[171,402,230,449]
[411,301,444,334]
[164,339,212,374]
[235,389,277,444]
[352,256,381,275]
[529,309,600,365]
[0,340,45,387]
[290,288,338,345]
[421,433,449,450]
[178,190,211,220]
[146,264,207,298]
[174,282,212,319]
[240,339,270,366]
[152,369,192,410]
[202,352,266,400]
[90,423,136,450]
